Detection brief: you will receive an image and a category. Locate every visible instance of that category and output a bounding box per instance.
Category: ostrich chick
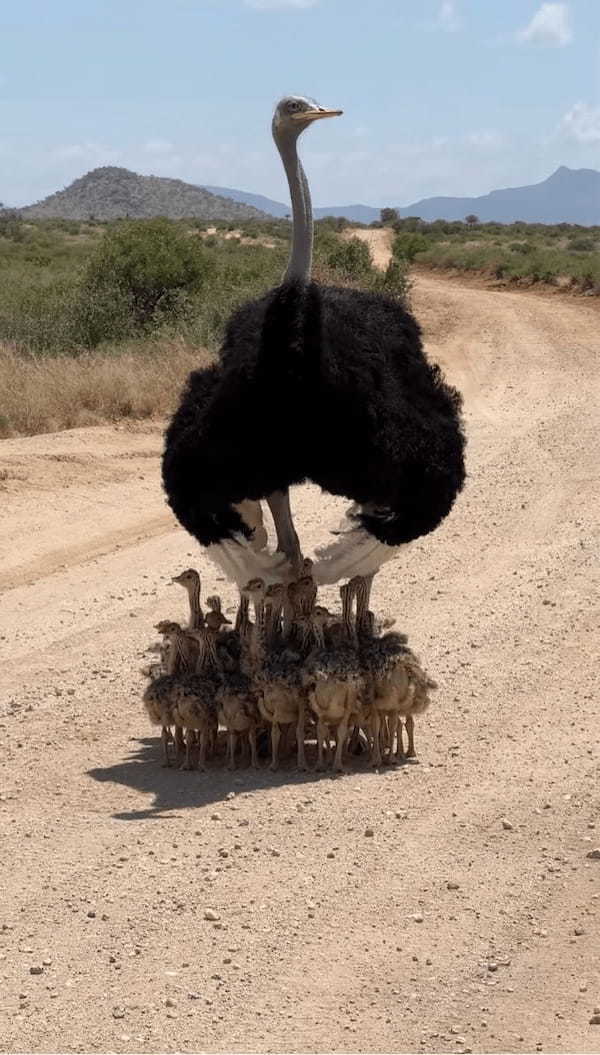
[243,577,307,772]
[303,581,362,772]
[353,576,434,763]
[142,621,193,765]
[216,594,261,769]
[171,612,225,770]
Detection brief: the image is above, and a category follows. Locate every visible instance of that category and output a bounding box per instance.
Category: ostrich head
[172,568,200,590]
[272,96,342,142]
[265,582,287,606]
[154,619,183,639]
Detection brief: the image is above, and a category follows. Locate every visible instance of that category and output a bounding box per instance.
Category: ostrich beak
[292,108,343,122]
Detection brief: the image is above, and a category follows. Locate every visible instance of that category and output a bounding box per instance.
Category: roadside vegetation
[0,208,596,437]
[379,209,600,292]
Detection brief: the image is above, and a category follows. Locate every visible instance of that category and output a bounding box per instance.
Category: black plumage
[162,94,466,582]
[162,279,466,550]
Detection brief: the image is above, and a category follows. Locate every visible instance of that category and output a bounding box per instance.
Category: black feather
[162,281,466,548]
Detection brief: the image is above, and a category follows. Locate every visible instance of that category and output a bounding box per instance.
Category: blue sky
[1,0,598,208]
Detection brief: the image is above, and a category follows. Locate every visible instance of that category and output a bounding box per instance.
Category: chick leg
[405,714,416,759]
[270,721,281,772]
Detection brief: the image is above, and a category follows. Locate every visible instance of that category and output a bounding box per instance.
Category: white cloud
[144,138,175,155]
[435,1,461,32]
[466,129,505,149]
[52,142,121,165]
[244,0,317,9]
[559,102,600,143]
[517,3,572,46]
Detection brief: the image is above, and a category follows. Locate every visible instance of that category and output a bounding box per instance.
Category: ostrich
[162,95,465,591]
[172,610,225,769]
[142,620,195,765]
[172,568,204,628]
[353,575,435,763]
[243,577,308,771]
[303,581,363,772]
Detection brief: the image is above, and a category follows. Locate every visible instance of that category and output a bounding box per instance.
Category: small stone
[590,1014,600,1025]
[29,966,43,975]
[226,792,235,800]
[269,848,281,857]
[447,881,460,890]
[412,913,424,923]
[501,819,514,831]
[87,910,96,918]
[364,828,375,838]
[42,958,52,966]
[579,983,588,992]
[210,814,221,821]
[488,962,498,972]
[574,926,585,936]
[204,909,220,921]
[112,1006,126,1019]
[165,997,177,1008]
[326,852,335,859]
[586,848,600,860]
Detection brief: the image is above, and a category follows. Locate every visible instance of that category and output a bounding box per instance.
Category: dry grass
[0,340,212,438]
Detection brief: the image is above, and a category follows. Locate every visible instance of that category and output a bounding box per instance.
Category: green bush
[372,257,412,304]
[508,242,533,254]
[392,232,429,262]
[327,237,373,279]
[568,236,596,252]
[80,219,210,340]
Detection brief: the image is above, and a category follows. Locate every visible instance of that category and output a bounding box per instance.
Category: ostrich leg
[266,490,302,576]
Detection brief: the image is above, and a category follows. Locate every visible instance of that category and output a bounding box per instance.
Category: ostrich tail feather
[312,524,402,585]
[206,536,292,588]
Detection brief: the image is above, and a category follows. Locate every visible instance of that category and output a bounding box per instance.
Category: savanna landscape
[1,203,599,1053]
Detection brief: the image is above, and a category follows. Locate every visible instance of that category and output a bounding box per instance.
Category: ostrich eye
[287,100,302,112]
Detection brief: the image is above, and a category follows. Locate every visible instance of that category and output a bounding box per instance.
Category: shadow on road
[86,734,381,821]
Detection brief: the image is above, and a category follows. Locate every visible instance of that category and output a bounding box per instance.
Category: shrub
[380,207,399,226]
[327,237,373,279]
[0,211,24,242]
[372,257,412,304]
[568,236,596,252]
[392,232,429,263]
[80,219,210,342]
[465,214,479,225]
[508,241,534,254]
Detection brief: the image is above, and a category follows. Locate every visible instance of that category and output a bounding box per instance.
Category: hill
[204,185,378,223]
[207,167,600,226]
[398,166,600,226]
[17,167,269,221]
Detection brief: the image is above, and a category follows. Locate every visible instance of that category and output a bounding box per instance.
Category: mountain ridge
[6,165,598,226]
[205,166,600,226]
[13,167,269,221]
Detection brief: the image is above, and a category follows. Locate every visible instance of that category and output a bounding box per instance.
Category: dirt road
[1,273,599,1054]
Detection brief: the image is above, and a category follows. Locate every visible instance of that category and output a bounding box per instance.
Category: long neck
[278,136,313,283]
[168,629,190,675]
[250,601,266,672]
[187,580,203,630]
[341,587,357,646]
[235,594,249,634]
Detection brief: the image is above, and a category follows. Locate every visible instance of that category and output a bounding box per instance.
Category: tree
[465,213,479,225]
[327,237,373,279]
[82,218,209,328]
[77,218,211,345]
[392,232,429,263]
[380,207,399,226]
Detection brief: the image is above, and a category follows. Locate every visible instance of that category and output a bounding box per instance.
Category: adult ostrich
[162,96,465,589]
